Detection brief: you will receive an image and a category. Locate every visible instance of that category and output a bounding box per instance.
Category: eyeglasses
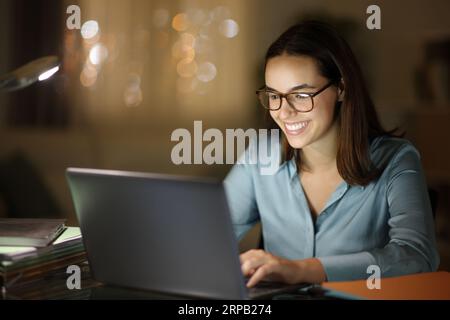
[256,81,334,112]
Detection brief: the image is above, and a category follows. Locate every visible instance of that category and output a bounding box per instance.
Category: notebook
[0,218,66,247]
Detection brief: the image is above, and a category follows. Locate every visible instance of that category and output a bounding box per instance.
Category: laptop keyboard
[246,280,307,299]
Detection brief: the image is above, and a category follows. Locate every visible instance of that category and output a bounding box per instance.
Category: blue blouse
[223,135,440,281]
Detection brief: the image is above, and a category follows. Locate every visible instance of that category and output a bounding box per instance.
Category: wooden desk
[322,271,450,300]
[4,260,449,300]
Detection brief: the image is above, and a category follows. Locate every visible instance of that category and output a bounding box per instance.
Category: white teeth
[285,121,308,131]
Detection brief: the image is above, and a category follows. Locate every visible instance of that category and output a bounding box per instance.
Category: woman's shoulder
[369,135,421,169]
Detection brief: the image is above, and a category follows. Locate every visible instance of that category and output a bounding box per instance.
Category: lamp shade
[0,56,60,92]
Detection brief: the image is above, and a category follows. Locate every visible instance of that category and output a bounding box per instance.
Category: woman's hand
[240,249,327,287]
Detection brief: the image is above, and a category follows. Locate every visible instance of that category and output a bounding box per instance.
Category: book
[0,227,85,289]
[0,226,82,262]
[0,218,66,247]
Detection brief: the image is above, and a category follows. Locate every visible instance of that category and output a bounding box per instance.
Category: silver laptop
[66,167,307,299]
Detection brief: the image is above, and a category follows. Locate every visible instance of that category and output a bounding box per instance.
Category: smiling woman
[224,20,440,288]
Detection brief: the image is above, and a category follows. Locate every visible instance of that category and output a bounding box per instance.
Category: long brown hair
[264,21,400,186]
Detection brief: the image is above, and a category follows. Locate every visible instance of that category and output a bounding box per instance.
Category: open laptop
[66,167,308,299]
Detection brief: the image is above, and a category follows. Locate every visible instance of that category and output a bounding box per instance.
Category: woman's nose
[278,97,297,120]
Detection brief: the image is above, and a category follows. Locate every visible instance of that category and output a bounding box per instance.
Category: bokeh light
[89,43,109,65]
[196,62,217,82]
[81,20,99,39]
[193,35,213,55]
[172,13,189,32]
[127,73,141,90]
[123,86,143,107]
[195,80,211,95]
[179,33,196,47]
[219,19,239,38]
[123,73,143,107]
[80,64,98,87]
[177,58,198,78]
[172,41,196,62]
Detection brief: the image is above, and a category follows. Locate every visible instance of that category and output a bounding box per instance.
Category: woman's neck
[299,121,339,174]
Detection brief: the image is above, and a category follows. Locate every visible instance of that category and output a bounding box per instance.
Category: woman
[224,21,439,288]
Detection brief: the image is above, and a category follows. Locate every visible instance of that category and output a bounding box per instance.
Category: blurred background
[0,0,449,269]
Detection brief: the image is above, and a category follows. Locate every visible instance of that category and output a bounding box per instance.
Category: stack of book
[0,218,92,299]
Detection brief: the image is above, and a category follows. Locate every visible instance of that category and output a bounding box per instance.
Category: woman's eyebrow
[290,83,316,90]
[265,83,316,92]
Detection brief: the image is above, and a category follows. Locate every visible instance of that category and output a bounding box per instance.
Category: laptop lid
[66,167,247,299]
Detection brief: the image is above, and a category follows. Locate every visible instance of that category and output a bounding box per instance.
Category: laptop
[66,167,308,299]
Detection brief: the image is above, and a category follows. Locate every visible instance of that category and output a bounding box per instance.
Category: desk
[3,261,449,300]
[322,271,450,300]
[2,261,335,300]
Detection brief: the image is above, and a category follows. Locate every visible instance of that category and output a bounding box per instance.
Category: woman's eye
[268,94,280,100]
[293,93,308,100]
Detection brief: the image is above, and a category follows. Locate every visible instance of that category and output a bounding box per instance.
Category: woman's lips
[283,120,310,136]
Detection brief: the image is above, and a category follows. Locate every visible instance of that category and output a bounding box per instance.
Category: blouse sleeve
[223,159,260,242]
[318,143,440,281]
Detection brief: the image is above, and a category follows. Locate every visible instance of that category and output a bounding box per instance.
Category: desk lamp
[0,56,60,92]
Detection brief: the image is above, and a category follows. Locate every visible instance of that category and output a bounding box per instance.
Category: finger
[241,258,266,276]
[240,249,265,263]
[246,264,273,288]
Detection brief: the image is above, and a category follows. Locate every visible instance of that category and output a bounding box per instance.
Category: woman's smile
[283,120,310,136]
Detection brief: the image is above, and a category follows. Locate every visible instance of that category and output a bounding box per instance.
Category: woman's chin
[285,135,308,149]
[280,122,313,149]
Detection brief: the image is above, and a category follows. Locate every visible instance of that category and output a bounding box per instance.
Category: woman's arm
[224,158,260,241]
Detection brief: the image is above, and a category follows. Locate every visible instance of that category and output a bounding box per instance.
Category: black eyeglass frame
[255,81,335,112]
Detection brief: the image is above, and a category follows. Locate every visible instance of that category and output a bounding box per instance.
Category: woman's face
[265,54,341,150]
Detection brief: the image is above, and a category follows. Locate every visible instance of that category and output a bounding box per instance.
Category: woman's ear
[337,78,345,102]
